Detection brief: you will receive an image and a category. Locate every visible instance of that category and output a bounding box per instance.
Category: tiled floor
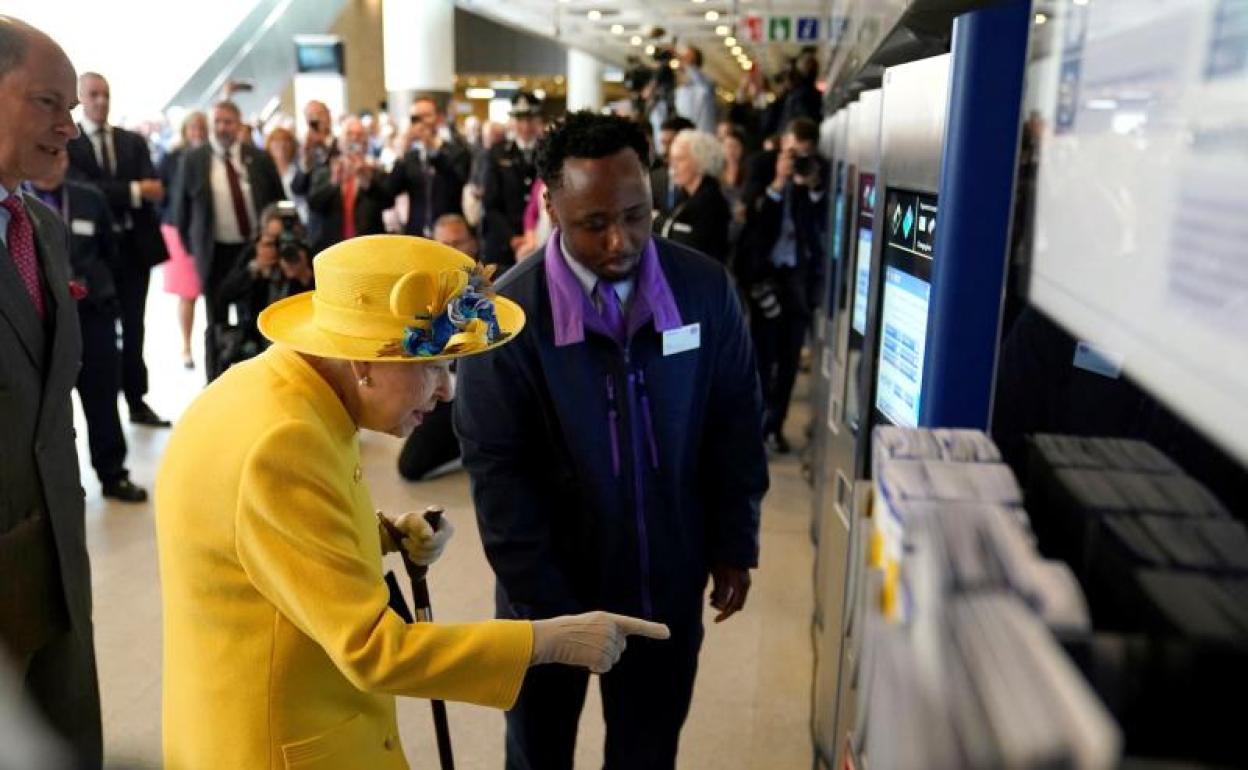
[82,287,815,769]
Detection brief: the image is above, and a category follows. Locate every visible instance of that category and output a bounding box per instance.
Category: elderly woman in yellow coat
[155,235,668,769]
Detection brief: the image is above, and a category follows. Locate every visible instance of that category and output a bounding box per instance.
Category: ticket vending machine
[809,109,852,551]
[829,53,952,770]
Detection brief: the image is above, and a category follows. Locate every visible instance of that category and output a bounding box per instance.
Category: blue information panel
[873,189,937,427]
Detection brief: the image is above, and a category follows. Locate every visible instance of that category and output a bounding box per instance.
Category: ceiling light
[705,10,720,21]
[692,0,707,4]
[669,59,680,69]
[587,10,602,21]
[742,61,753,70]
[731,45,742,56]
[630,35,643,45]
[466,88,496,100]
[645,44,657,55]
[1073,0,1089,4]
[715,25,730,35]
[611,24,624,34]
[1034,12,1048,24]
[724,36,737,46]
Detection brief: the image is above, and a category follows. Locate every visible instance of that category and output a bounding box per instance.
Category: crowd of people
[0,14,830,769]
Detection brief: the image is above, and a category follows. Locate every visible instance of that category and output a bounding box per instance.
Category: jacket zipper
[605,374,621,478]
[622,347,654,619]
[636,369,660,470]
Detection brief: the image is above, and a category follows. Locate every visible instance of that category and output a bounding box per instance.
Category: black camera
[792,153,816,178]
[272,201,309,265]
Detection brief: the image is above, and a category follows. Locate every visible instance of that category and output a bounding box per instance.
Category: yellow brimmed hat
[258,235,524,362]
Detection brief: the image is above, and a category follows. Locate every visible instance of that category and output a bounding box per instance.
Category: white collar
[559,233,634,303]
[0,181,12,202]
[210,137,238,159]
[80,116,107,135]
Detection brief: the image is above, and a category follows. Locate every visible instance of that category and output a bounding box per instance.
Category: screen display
[826,161,848,318]
[874,189,937,427]
[850,173,878,336]
[846,172,877,434]
[296,42,345,74]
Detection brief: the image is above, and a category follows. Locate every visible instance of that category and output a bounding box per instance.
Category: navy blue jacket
[455,236,768,623]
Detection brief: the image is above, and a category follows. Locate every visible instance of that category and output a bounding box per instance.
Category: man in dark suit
[68,71,170,427]
[174,99,284,381]
[481,92,544,269]
[28,153,148,502]
[739,117,828,452]
[0,16,103,765]
[307,116,388,252]
[382,95,470,238]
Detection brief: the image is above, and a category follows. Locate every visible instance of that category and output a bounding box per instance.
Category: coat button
[383,735,397,751]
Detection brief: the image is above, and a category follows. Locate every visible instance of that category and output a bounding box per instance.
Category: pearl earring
[358,375,372,387]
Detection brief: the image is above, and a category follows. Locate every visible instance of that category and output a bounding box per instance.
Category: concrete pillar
[383,0,455,121]
[566,48,604,113]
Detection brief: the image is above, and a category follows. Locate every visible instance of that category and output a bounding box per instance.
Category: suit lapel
[26,196,80,412]
[0,199,48,369]
[73,127,104,178]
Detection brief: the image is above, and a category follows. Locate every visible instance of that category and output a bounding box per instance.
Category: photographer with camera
[739,117,829,453]
[212,202,314,375]
[307,116,388,252]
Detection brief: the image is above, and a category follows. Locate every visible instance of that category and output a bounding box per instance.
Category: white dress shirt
[0,183,14,248]
[79,116,144,210]
[560,233,635,310]
[208,138,257,244]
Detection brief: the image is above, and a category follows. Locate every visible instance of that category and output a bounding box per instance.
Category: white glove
[530,611,671,674]
[378,511,455,567]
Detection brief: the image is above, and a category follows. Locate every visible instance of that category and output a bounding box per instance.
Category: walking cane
[380,506,455,770]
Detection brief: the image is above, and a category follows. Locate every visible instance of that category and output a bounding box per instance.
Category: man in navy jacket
[455,112,768,769]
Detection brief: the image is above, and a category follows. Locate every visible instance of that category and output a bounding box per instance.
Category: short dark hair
[536,111,651,190]
[0,19,31,80]
[684,45,703,68]
[660,116,696,134]
[785,117,819,144]
[213,99,242,119]
[412,94,442,114]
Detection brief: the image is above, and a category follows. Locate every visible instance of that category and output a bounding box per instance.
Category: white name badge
[662,323,701,357]
[70,219,95,236]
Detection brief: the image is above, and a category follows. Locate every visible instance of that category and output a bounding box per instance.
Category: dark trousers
[76,304,128,485]
[752,305,808,437]
[203,242,244,383]
[22,624,103,768]
[113,259,150,409]
[397,401,461,480]
[504,617,703,770]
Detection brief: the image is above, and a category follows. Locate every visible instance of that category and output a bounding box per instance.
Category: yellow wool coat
[155,345,532,769]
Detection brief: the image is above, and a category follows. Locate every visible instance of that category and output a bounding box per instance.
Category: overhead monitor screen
[874,189,937,428]
[295,41,345,75]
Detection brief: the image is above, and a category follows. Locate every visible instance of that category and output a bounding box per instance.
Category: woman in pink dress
[158,111,207,369]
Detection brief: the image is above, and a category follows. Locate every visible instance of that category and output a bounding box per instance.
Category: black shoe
[767,432,791,455]
[102,478,148,503]
[129,401,171,427]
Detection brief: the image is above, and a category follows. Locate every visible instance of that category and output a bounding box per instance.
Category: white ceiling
[458,0,831,93]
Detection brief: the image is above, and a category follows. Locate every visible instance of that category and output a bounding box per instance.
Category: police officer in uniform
[481,92,544,269]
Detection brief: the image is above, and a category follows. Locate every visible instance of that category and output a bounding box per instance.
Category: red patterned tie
[2,195,46,319]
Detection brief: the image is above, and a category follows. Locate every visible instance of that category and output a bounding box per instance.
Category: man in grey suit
[0,16,103,767]
[174,99,284,381]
